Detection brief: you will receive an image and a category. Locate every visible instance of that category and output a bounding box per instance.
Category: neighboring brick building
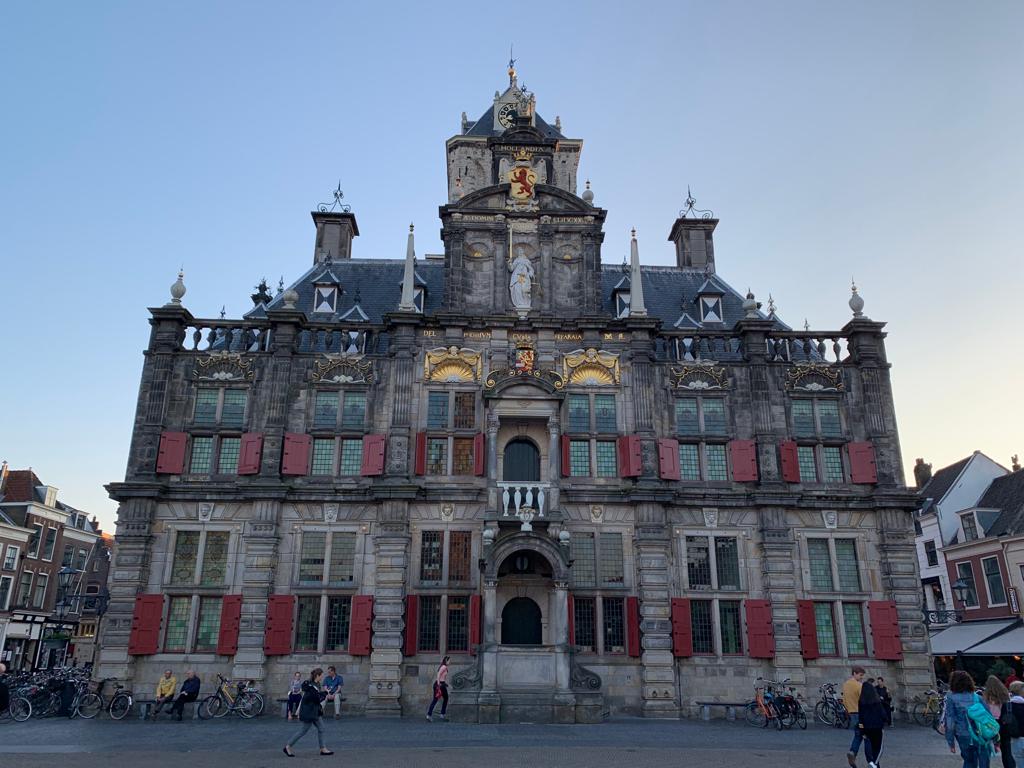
[99,67,929,721]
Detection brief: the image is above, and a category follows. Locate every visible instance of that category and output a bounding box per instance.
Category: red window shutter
[473,432,486,477]
[127,594,164,655]
[155,432,187,474]
[217,594,243,656]
[626,596,642,657]
[263,594,295,656]
[567,593,575,646]
[745,599,775,659]
[796,599,820,660]
[348,595,374,656]
[618,435,642,478]
[657,438,680,480]
[281,433,311,476]
[670,598,692,657]
[414,431,427,476]
[868,600,903,660]
[403,595,419,657]
[779,440,800,483]
[729,439,758,482]
[469,594,482,655]
[560,434,571,477]
[237,433,264,475]
[360,434,386,476]
[849,442,878,484]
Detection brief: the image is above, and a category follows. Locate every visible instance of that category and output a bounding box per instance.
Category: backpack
[966,695,1001,746]
[1001,702,1020,739]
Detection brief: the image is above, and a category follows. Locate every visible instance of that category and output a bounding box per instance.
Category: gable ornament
[424,346,483,383]
[312,354,375,385]
[195,353,255,382]
[669,362,728,390]
[563,348,620,386]
[785,363,844,392]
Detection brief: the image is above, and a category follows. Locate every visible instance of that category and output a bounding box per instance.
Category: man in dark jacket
[170,670,201,721]
[875,676,894,727]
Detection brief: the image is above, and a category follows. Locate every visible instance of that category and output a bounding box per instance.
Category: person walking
[874,676,894,728]
[946,670,993,768]
[843,665,867,767]
[323,666,344,719]
[426,655,450,722]
[283,668,333,757]
[1008,681,1024,766]
[169,671,200,721]
[286,671,303,720]
[985,675,1016,768]
[150,669,177,719]
[858,680,888,768]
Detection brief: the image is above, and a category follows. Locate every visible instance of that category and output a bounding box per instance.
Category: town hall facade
[99,68,930,721]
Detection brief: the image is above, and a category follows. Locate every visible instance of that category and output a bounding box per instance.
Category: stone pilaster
[231,499,281,682]
[758,506,804,684]
[366,500,410,717]
[635,503,679,718]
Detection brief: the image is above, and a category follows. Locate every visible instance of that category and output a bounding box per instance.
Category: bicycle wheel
[237,693,257,719]
[109,693,132,720]
[10,697,32,722]
[912,701,930,726]
[795,709,807,730]
[248,692,265,717]
[814,700,834,726]
[744,701,768,728]
[76,693,103,720]
[777,701,795,729]
[200,695,224,719]
[835,706,850,729]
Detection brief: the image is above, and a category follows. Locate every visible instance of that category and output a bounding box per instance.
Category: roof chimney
[311,211,359,263]
[668,216,718,271]
[914,458,933,489]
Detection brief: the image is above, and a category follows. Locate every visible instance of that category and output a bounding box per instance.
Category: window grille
[602,597,625,653]
[447,597,468,652]
[299,532,327,584]
[822,446,844,483]
[569,440,590,476]
[448,531,472,584]
[194,597,222,651]
[813,602,837,654]
[690,599,714,653]
[715,538,740,590]
[426,438,448,475]
[453,438,474,475]
[797,446,818,482]
[687,536,711,588]
[418,595,441,651]
[189,437,213,474]
[218,437,241,474]
[599,532,624,585]
[311,439,335,475]
[420,531,443,582]
[200,531,229,586]
[427,392,449,429]
[326,596,352,651]
[453,392,475,429]
[679,444,700,480]
[595,441,618,477]
[339,439,363,475]
[807,539,834,591]
[573,597,596,652]
[164,597,191,652]
[705,444,728,481]
[719,600,743,654]
[295,596,320,651]
[571,533,596,588]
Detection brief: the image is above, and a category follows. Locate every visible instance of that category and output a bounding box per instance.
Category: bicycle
[0,679,32,723]
[77,678,134,720]
[200,675,259,719]
[814,682,850,728]
[745,678,787,730]
[912,681,948,729]
[774,682,807,730]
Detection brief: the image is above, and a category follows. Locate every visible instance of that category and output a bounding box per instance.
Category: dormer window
[615,292,630,319]
[700,296,723,323]
[961,513,979,541]
[314,285,338,313]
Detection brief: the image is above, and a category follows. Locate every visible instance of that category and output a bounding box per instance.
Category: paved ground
[0,715,956,768]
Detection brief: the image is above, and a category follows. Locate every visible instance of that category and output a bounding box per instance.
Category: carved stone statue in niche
[508,246,534,312]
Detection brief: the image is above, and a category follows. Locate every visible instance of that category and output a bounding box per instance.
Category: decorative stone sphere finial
[849,278,865,318]
[169,268,186,305]
[742,288,760,319]
[581,179,594,204]
[282,287,299,309]
[558,529,571,546]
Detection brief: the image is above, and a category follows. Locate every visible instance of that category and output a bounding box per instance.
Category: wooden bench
[693,700,748,721]
[276,696,347,718]
[136,697,200,720]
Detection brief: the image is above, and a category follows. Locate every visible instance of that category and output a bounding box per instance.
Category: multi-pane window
[924,540,939,568]
[808,539,834,591]
[193,388,247,426]
[171,530,230,586]
[571,533,597,588]
[687,536,711,589]
[300,532,327,584]
[676,397,728,436]
[312,439,335,475]
[453,392,475,429]
[423,391,478,475]
[599,533,625,585]
[448,532,472,584]
[446,597,469,652]
[807,538,862,593]
[418,595,442,651]
[983,557,1007,605]
[453,438,475,475]
[17,572,32,605]
[814,602,838,655]
[341,392,366,429]
[957,561,979,607]
[171,531,200,584]
[314,391,339,428]
[420,531,443,582]
[189,435,239,475]
[690,599,714,653]
[189,436,214,473]
[573,596,597,652]
[325,597,352,651]
[792,398,842,437]
[200,531,229,586]
[962,514,979,541]
[329,534,356,584]
[28,524,42,558]
[61,545,74,568]
[602,597,625,653]
[3,545,18,570]
[792,400,815,437]
[835,539,861,592]
[0,576,12,611]
[679,444,700,481]
[594,395,617,433]
[218,437,241,474]
[295,596,320,651]
[797,446,818,482]
[194,389,219,425]
[426,438,448,475]
[314,390,368,431]
[705,444,728,481]
[42,528,57,561]
[595,442,618,477]
[568,395,590,433]
[427,392,449,429]
[685,535,740,591]
[719,600,743,654]
[677,443,729,481]
[194,597,222,652]
[569,440,590,477]
[822,446,845,483]
[33,573,48,608]
[842,603,867,655]
[164,597,191,652]
[339,439,363,475]
[221,390,247,427]
[715,538,741,590]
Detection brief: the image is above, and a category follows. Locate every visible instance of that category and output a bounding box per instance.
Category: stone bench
[693,700,748,721]
[137,697,200,720]
[276,696,346,718]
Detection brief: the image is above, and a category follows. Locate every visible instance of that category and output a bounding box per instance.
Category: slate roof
[978,471,1024,536]
[917,456,973,504]
[0,469,43,503]
[463,105,566,139]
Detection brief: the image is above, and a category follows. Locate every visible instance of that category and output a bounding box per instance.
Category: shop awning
[929,619,1019,655]
[965,623,1024,656]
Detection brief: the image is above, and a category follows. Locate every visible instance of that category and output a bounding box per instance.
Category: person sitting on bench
[323,666,344,719]
[170,670,200,721]
[151,669,177,719]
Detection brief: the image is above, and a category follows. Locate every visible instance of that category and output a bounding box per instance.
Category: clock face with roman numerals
[497,102,517,128]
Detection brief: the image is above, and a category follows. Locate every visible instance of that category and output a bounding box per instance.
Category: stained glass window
[842,603,866,655]
[194,597,222,651]
[311,439,335,475]
[453,392,475,429]
[594,395,617,433]
[189,437,213,474]
[808,538,833,591]
[705,444,728,481]
[797,446,818,482]
[426,438,448,475]
[595,441,618,477]
[418,595,441,651]
[569,440,590,477]
[835,539,861,592]
[453,438,474,475]
[295,596,320,651]
[299,532,326,584]
[171,531,200,584]
[427,392,449,429]
[818,401,842,436]
[822,446,844,483]
[218,437,241,474]
[814,602,837,655]
[200,531,229,586]
[448,531,472,584]
[679,444,700,481]
[339,439,363,475]
[164,597,191,652]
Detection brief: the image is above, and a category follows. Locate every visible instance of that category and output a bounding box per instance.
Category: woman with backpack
[946,670,995,768]
[985,675,1017,768]
[283,668,334,758]
[426,655,450,722]
[858,680,888,768]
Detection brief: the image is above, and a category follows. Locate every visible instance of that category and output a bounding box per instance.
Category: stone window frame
[569,528,633,657]
[412,527,478,589]
[564,391,621,480]
[789,395,848,485]
[190,385,250,429]
[184,434,244,477]
[293,593,355,654]
[291,526,363,588]
[414,592,475,656]
[674,394,730,438]
[421,387,480,477]
[687,596,746,656]
[679,533,745,592]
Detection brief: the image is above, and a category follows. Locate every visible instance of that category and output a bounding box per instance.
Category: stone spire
[629,228,647,317]
[398,223,418,312]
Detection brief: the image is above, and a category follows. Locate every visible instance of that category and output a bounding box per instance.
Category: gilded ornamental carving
[311,354,374,384]
[562,348,620,386]
[424,346,483,383]
[785,363,844,392]
[669,362,728,390]
[195,353,254,381]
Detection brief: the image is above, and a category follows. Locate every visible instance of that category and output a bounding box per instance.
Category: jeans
[849,713,863,755]
[427,682,448,717]
[287,693,302,716]
[1012,738,1024,763]
[287,717,325,750]
[1001,735,1017,768]
[326,692,342,716]
[957,734,992,768]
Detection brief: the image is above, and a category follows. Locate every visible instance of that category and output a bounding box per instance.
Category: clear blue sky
[2,1,1021,530]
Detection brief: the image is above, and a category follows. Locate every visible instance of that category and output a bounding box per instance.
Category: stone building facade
[99,68,930,721]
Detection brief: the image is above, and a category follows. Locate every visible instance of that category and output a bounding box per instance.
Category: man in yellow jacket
[842,665,866,767]
[152,669,177,719]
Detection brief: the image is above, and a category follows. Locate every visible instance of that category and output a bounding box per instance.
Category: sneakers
[426,715,432,722]
[868,762,878,768]
[440,714,448,721]
[847,751,856,767]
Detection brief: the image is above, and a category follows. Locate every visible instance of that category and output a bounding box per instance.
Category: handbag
[433,681,442,700]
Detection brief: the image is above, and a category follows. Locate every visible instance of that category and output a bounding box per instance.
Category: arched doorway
[503,438,540,481]
[501,597,542,645]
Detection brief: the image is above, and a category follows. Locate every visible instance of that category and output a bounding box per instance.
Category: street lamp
[952,578,970,606]
[923,579,969,627]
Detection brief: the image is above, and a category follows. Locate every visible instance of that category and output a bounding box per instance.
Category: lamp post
[52,566,81,667]
[924,579,970,627]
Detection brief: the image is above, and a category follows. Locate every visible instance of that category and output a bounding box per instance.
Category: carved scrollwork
[312,354,375,385]
[785,363,844,392]
[669,363,728,390]
[450,659,483,691]
[483,367,565,395]
[563,348,620,385]
[424,346,483,383]
[570,660,602,691]
[195,353,254,381]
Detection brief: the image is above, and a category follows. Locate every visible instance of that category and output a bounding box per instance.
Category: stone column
[483,578,498,644]
[547,415,560,511]
[635,503,679,718]
[487,409,500,510]
[366,500,410,717]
